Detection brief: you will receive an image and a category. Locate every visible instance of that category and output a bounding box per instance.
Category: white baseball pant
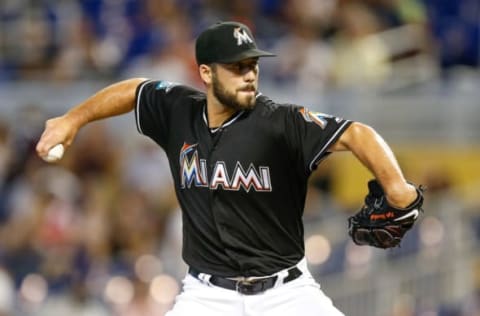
[166,258,345,316]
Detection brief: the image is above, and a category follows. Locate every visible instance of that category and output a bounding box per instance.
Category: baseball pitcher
[36,21,424,316]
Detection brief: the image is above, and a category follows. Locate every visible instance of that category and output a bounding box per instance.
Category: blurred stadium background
[0,0,479,315]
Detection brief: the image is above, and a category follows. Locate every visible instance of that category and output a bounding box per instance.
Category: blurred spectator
[31,279,110,316]
[114,278,167,316]
[330,2,392,87]
[423,0,480,72]
[50,2,103,82]
[0,121,12,223]
[68,122,118,180]
[0,267,14,316]
[270,1,335,92]
[123,12,198,86]
[0,1,58,80]
[121,140,176,211]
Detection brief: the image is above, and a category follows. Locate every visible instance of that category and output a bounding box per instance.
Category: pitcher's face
[211,58,259,111]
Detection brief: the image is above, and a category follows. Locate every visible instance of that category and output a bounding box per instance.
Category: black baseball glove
[348,179,424,249]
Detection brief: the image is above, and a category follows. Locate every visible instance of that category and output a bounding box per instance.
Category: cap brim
[217,49,276,64]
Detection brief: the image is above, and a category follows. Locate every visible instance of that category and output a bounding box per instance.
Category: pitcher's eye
[224,59,259,73]
[236,62,258,73]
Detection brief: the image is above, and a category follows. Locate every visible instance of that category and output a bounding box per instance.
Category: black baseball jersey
[135,80,352,277]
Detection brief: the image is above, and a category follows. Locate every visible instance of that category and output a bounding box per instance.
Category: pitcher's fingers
[36,131,55,157]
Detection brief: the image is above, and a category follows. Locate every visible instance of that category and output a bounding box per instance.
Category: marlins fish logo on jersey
[299,107,341,129]
[155,81,178,93]
[179,142,272,192]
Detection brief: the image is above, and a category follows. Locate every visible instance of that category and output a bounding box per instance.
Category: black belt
[188,266,302,295]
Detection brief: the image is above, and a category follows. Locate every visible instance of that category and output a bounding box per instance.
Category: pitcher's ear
[199,64,213,85]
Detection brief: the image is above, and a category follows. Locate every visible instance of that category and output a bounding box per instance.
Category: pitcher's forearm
[65,78,147,129]
[348,124,404,186]
[332,122,417,207]
[36,78,147,157]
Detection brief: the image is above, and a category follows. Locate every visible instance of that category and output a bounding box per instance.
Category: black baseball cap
[195,21,275,65]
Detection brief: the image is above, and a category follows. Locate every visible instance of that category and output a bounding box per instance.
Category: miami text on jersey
[179,143,272,192]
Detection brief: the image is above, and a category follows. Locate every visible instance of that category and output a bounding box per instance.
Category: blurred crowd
[0,0,478,88]
[0,107,186,315]
[1,0,480,315]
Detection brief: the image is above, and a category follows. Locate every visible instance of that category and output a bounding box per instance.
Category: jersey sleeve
[134,80,186,149]
[285,106,353,173]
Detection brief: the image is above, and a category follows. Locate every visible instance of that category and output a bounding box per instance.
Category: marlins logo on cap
[233,27,253,46]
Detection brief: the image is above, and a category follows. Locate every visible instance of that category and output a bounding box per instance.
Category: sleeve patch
[155,81,178,93]
[299,107,340,129]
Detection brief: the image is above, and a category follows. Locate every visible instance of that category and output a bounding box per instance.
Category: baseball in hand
[42,144,64,162]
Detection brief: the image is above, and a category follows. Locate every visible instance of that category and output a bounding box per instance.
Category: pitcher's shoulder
[255,94,299,117]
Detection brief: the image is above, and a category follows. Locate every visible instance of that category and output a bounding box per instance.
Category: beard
[211,72,257,111]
